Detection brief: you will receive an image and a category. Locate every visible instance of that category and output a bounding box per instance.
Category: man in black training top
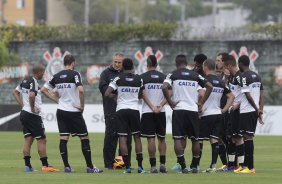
[198,59,234,173]
[99,52,132,169]
[140,55,167,173]
[236,55,264,174]
[41,55,103,173]
[12,64,60,173]
[162,54,213,174]
[105,58,145,174]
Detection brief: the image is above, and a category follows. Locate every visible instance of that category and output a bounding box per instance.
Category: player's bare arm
[29,91,39,114]
[162,82,178,109]
[142,90,156,112]
[12,89,23,108]
[197,81,213,112]
[222,92,234,113]
[40,87,59,104]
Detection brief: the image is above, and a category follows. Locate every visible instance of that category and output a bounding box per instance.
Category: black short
[172,110,199,140]
[239,111,258,136]
[220,112,232,137]
[20,110,45,139]
[230,109,242,137]
[116,109,140,136]
[199,114,223,141]
[56,109,88,137]
[141,112,166,138]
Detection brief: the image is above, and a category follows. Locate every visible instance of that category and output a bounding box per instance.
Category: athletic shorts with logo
[141,112,166,138]
[230,109,242,137]
[20,110,46,139]
[56,109,88,137]
[199,114,223,140]
[116,109,140,136]
[172,110,199,140]
[239,111,258,136]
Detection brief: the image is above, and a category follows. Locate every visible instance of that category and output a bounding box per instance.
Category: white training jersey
[164,68,207,112]
[240,70,263,113]
[15,76,42,116]
[109,73,143,111]
[201,74,231,117]
[44,69,83,112]
[140,70,166,113]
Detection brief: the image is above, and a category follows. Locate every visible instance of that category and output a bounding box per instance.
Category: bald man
[13,64,60,172]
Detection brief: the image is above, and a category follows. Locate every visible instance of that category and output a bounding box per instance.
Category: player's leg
[23,136,34,171]
[56,109,72,171]
[147,137,157,173]
[239,112,257,174]
[172,110,188,173]
[156,112,167,173]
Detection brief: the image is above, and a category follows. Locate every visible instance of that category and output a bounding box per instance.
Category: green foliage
[250,24,282,39]
[263,69,282,105]
[234,0,282,23]
[0,31,19,67]
[0,22,177,41]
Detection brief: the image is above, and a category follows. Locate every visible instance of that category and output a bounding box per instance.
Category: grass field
[0,132,281,184]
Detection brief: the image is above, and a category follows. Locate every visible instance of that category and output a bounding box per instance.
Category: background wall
[1,40,281,104]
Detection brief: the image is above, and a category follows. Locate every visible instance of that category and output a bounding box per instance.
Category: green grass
[0,132,281,184]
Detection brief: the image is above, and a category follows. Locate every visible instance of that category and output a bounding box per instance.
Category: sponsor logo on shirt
[178,81,197,87]
[151,75,159,79]
[212,88,224,93]
[57,84,72,89]
[181,72,190,76]
[125,78,134,82]
[147,84,162,89]
[60,75,67,79]
[121,87,139,93]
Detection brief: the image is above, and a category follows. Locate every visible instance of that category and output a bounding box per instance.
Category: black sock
[218,144,228,165]
[122,155,130,169]
[245,140,254,169]
[150,157,156,167]
[177,155,186,170]
[227,141,236,167]
[40,157,49,167]
[199,142,203,165]
[81,139,93,169]
[24,156,32,168]
[191,156,200,168]
[160,155,166,165]
[211,142,219,167]
[136,153,143,169]
[236,144,245,167]
[60,140,70,167]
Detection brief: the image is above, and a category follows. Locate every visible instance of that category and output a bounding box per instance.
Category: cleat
[150,167,158,174]
[123,168,132,174]
[64,167,75,173]
[41,166,60,172]
[227,166,237,172]
[24,166,38,172]
[239,168,256,174]
[86,167,103,173]
[216,165,228,172]
[159,164,168,173]
[191,167,199,173]
[202,167,216,173]
[178,168,189,174]
[171,163,181,171]
[234,166,243,173]
[137,167,147,174]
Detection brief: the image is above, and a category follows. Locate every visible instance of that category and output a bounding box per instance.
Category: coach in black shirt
[99,53,131,169]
